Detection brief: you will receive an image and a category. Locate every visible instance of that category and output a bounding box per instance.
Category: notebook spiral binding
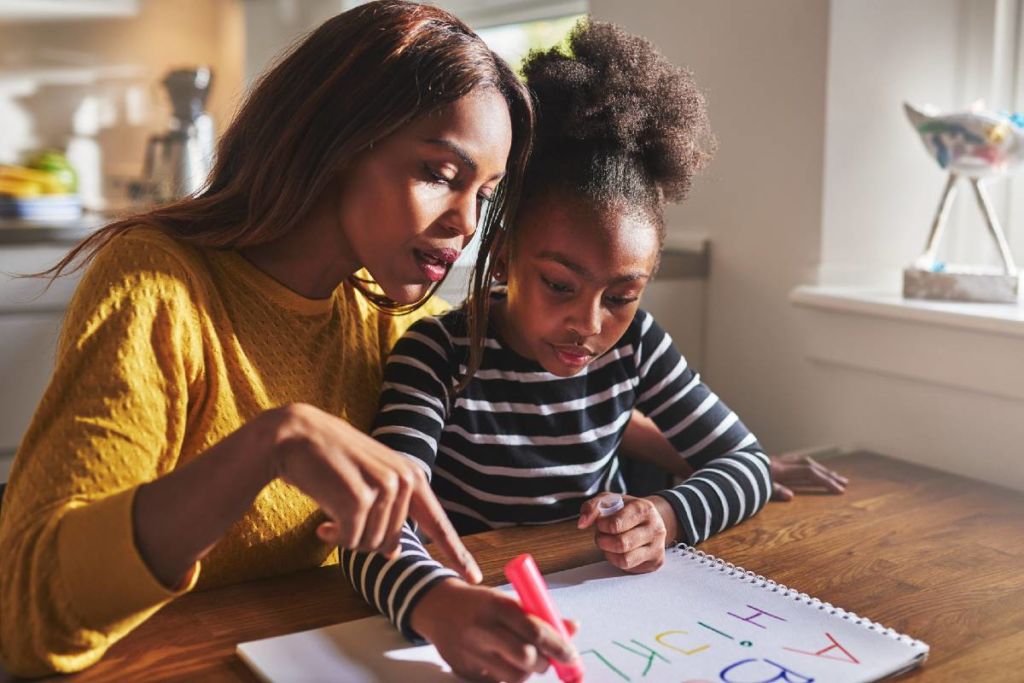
[670,544,929,653]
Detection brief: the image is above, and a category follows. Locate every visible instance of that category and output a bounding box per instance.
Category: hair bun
[522,19,714,202]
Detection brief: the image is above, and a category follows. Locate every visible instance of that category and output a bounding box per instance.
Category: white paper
[237,548,928,682]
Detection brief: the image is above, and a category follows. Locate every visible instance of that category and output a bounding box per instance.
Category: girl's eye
[604,295,639,308]
[541,276,573,294]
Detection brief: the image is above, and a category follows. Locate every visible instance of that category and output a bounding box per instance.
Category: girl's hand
[266,403,481,583]
[770,451,849,501]
[410,580,580,683]
[578,494,676,573]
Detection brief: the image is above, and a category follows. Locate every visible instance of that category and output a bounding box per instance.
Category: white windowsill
[790,284,1024,338]
[790,284,1024,402]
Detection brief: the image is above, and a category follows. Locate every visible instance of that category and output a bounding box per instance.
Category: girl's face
[337,89,513,304]
[497,196,661,376]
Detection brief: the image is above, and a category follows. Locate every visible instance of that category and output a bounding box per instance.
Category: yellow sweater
[0,227,448,676]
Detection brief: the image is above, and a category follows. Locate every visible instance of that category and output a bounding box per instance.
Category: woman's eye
[541,276,572,294]
[424,163,456,184]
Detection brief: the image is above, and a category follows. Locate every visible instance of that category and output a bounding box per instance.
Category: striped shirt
[341,299,771,640]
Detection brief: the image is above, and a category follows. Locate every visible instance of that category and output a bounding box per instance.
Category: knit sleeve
[339,314,461,641]
[0,231,205,676]
[631,311,772,546]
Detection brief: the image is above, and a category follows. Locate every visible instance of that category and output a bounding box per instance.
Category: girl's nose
[570,297,602,338]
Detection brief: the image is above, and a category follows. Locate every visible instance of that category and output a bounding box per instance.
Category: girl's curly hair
[519,18,714,228]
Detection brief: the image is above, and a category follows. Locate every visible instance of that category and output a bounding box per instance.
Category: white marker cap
[596,494,625,517]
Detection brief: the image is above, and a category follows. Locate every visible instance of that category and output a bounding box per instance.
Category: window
[476,13,584,71]
[948,0,1024,269]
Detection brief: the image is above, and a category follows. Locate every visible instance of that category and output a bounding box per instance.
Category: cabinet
[0,1,138,22]
[0,239,82,481]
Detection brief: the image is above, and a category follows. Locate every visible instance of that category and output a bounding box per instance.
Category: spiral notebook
[237,545,929,682]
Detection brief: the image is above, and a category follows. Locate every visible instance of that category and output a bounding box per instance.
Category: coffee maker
[139,67,215,203]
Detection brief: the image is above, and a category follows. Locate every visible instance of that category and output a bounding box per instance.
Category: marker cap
[597,494,625,517]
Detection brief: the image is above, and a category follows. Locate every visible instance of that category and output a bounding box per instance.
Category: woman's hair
[42,0,533,380]
[512,18,714,246]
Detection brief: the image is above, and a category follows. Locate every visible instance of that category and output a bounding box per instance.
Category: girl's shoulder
[400,301,468,344]
[622,307,658,344]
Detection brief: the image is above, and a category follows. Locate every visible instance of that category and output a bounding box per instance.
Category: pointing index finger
[410,484,482,584]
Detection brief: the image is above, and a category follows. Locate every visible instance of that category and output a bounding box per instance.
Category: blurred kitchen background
[2,1,1023,492]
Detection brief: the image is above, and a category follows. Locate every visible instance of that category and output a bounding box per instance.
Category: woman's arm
[0,246,474,676]
[620,410,694,478]
[134,403,477,588]
[620,413,848,503]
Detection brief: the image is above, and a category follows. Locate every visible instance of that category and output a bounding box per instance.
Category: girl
[0,1,532,675]
[342,19,772,683]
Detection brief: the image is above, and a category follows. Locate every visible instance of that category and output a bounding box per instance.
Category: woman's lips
[413,248,459,282]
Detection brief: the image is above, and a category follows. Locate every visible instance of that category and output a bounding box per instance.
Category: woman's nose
[442,192,478,237]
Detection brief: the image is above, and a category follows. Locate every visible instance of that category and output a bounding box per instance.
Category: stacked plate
[0,194,83,222]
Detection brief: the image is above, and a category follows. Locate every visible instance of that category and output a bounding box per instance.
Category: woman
[0,1,532,675]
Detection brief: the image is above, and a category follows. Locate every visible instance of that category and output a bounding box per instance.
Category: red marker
[504,553,584,683]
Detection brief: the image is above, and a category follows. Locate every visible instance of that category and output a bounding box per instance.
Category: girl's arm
[339,315,462,640]
[581,312,772,575]
[341,314,579,681]
[632,312,772,546]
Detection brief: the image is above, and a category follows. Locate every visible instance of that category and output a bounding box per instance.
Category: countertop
[0,214,110,246]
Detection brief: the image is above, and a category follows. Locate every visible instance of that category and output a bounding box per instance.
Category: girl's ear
[492,243,510,283]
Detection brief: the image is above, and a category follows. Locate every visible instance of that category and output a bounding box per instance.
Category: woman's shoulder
[94,225,206,278]
[69,225,213,322]
[80,225,220,298]
[57,225,212,363]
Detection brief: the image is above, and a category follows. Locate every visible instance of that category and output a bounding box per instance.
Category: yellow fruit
[0,165,66,194]
[27,150,77,193]
[0,176,44,198]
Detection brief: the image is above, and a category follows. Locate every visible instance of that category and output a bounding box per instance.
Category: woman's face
[497,196,661,377]
[337,89,513,304]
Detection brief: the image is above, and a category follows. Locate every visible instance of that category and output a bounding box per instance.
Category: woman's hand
[770,451,849,501]
[578,494,677,573]
[267,403,481,581]
[410,579,579,683]
[133,402,479,592]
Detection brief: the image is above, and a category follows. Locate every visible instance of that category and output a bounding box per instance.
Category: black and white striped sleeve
[339,525,458,642]
[631,311,772,545]
[338,315,461,641]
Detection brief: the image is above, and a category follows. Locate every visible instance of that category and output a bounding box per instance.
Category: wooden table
[10,451,1024,681]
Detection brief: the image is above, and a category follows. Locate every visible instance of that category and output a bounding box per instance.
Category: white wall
[242,0,350,88]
